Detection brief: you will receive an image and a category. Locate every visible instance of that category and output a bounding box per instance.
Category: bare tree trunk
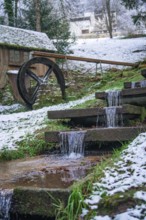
[103,0,113,38]
[106,0,113,38]
[34,0,41,32]
[14,0,18,27]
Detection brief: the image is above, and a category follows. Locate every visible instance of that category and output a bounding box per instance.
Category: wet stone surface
[0,155,102,189]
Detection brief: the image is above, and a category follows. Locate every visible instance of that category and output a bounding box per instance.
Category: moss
[11,188,70,218]
[140,107,146,122]
[83,186,146,219]
[0,42,55,52]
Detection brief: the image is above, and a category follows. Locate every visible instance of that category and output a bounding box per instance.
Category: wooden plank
[95,88,146,99]
[85,126,146,142]
[47,104,143,119]
[122,104,144,115]
[48,108,103,119]
[122,97,146,106]
[121,87,146,96]
[95,91,107,100]
[45,126,146,143]
[32,51,139,67]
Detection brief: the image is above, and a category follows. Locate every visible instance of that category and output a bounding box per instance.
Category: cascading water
[0,189,13,220]
[104,107,123,127]
[103,90,123,127]
[131,80,146,88]
[131,82,136,88]
[59,131,86,158]
[107,90,121,107]
[140,80,146,88]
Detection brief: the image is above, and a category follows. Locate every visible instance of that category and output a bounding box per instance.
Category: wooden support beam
[31,51,139,67]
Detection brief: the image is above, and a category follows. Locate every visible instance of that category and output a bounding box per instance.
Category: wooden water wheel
[17,57,66,109]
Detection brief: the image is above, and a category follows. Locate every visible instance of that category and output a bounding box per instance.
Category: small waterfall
[131,82,136,88]
[107,90,121,107]
[101,90,122,128]
[140,80,146,87]
[131,80,146,88]
[104,107,123,127]
[59,131,86,158]
[0,189,13,220]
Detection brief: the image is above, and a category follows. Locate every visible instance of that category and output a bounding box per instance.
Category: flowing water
[59,131,86,158]
[131,80,146,88]
[0,154,105,220]
[0,155,103,190]
[101,90,123,127]
[140,80,146,87]
[0,189,13,220]
[131,81,136,88]
[107,90,121,107]
[104,107,123,127]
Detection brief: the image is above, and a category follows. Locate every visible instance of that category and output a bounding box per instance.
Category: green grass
[122,34,146,39]
[55,144,129,219]
[0,65,145,160]
[0,136,49,161]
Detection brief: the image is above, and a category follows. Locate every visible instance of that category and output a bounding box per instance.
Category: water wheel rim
[17,57,66,108]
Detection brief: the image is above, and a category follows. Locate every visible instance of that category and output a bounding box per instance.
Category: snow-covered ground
[68,37,146,71]
[0,37,146,150]
[0,37,146,219]
[0,94,94,150]
[82,133,146,220]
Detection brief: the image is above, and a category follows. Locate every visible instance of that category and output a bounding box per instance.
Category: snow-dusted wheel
[17,57,66,109]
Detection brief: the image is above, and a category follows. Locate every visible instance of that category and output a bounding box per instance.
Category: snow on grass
[0,104,24,114]
[0,94,94,150]
[82,133,146,220]
[68,37,146,71]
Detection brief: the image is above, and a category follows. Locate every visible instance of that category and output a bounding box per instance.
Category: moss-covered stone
[11,187,70,218]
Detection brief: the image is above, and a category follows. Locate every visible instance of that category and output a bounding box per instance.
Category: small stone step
[45,126,146,143]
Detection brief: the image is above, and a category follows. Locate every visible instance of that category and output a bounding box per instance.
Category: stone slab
[45,126,146,143]
[11,187,70,218]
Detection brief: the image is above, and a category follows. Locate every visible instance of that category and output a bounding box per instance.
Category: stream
[0,154,103,189]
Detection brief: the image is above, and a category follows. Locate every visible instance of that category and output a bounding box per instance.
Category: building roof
[0,25,56,51]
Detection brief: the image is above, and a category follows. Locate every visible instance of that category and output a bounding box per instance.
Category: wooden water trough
[32,51,139,67]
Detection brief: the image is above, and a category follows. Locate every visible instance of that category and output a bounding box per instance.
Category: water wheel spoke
[43,66,54,82]
[26,69,41,84]
[31,84,40,103]
[17,57,66,108]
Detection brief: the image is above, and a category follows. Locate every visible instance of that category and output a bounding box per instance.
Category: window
[82,29,89,34]
[9,50,20,64]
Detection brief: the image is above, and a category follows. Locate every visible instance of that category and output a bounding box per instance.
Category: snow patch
[82,133,146,219]
[0,94,94,150]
